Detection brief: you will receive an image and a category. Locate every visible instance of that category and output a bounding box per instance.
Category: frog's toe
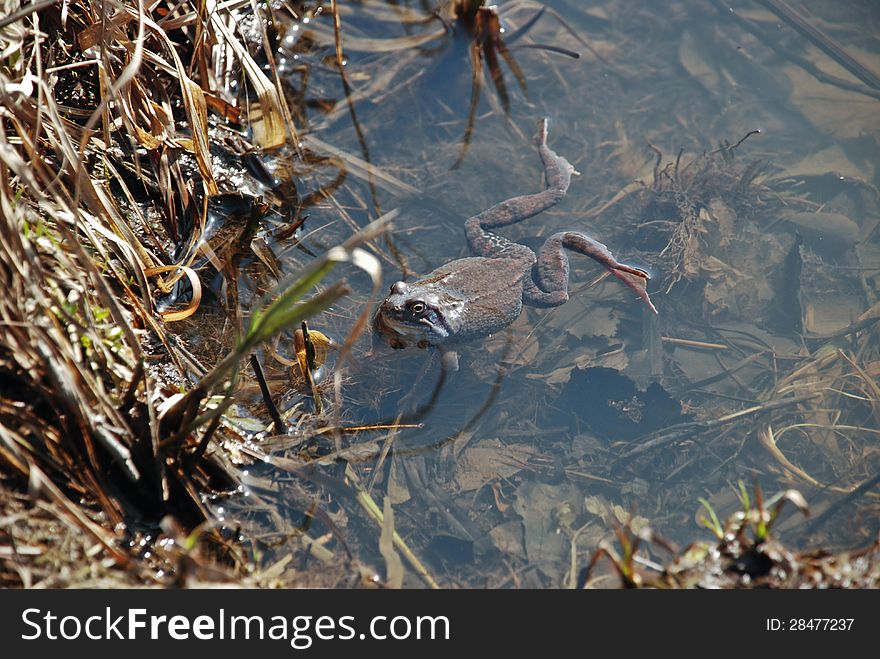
[536,117,550,145]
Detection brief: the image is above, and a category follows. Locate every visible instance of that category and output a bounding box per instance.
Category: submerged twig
[618,393,823,460]
[756,0,880,91]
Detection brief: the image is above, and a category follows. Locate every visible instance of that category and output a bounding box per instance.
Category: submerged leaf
[454,440,537,491]
[379,497,405,588]
[782,210,861,255]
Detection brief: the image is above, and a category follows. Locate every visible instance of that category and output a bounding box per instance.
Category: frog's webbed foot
[535,117,578,191]
[527,232,658,314]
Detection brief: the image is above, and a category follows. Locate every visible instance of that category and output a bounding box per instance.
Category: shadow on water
[220,0,880,587]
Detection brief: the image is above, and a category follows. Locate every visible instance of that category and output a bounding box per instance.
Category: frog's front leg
[396,347,459,414]
[465,118,575,259]
[525,233,658,313]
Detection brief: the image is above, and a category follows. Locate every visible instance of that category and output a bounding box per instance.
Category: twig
[756,0,880,91]
[618,393,822,460]
[250,354,284,433]
[800,471,880,536]
[662,337,730,351]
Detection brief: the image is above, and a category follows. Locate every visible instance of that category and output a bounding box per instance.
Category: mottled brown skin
[374,119,656,350]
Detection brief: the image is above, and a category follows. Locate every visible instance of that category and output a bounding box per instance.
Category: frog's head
[373,281,462,349]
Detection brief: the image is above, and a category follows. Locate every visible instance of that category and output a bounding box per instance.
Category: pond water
[227,0,879,587]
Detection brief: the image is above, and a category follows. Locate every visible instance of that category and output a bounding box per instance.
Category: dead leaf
[784,64,879,152]
[678,31,720,94]
[576,348,630,371]
[513,481,585,582]
[488,521,526,558]
[584,494,609,520]
[208,0,289,148]
[387,456,410,505]
[782,211,861,254]
[550,296,620,340]
[705,199,737,248]
[499,332,540,367]
[780,145,866,180]
[542,365,575,385]
[451,429,477,460]
[611,505,649,532]
[379,497,404,588]
[803,293,862,334]
[454,440,537,492]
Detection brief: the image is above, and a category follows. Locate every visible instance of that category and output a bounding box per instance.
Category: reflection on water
[234,0,880,586]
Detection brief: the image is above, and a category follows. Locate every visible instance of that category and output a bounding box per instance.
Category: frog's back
[414,257,529,341]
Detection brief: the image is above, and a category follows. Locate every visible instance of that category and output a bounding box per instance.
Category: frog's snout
[382,281,411,312]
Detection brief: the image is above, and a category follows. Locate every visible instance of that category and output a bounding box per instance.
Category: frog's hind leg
[465,118,575,258]
[525,232,658,314]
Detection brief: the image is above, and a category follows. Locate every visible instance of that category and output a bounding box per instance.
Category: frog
[373,118,657,353]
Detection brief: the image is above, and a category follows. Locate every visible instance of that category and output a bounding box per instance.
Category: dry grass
[0,0,313,586]
[0,0,414,589]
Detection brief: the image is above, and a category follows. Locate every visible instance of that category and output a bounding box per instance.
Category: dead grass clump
[634,135,771,294]
[0,0,308,586]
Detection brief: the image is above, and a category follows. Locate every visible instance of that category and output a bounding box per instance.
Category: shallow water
[243,0,880,586]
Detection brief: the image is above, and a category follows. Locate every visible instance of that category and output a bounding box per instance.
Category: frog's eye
[409,301,425,315]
